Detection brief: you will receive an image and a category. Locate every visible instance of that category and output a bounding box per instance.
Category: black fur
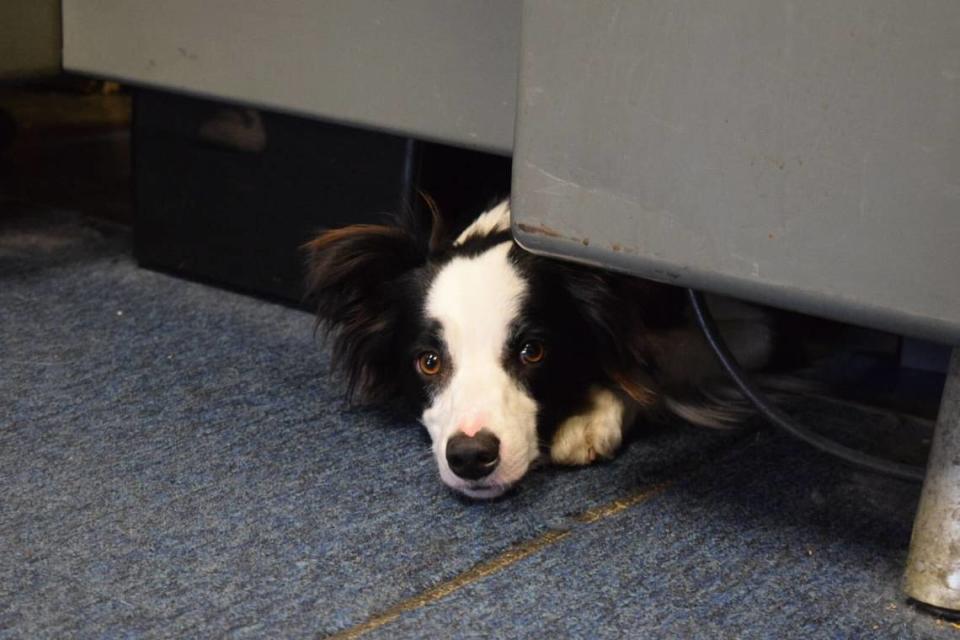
[305,201,788,501]
[304,204,683,432]
[304,223,430,405]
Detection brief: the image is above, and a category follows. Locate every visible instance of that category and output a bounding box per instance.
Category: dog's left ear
[304,223,426,402]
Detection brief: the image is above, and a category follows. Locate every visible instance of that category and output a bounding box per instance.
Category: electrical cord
[686,288,926,482]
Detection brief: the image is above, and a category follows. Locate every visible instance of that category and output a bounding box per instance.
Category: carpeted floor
[1,208,956,638]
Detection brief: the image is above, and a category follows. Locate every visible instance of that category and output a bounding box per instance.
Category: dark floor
[0,83,132,224]
[2,206,958,638]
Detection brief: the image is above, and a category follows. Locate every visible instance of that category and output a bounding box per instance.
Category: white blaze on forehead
[426,241,524,361]
[423,239,539,498]
[454,200,511,246]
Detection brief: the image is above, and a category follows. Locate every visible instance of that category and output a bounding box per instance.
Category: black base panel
[133,89,511,303]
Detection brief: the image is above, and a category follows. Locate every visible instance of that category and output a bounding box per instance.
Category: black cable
[686,288,926,482]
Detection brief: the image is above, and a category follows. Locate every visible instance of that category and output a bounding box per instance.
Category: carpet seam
[324,482,673,640]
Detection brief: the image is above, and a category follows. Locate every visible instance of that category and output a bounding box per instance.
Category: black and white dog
[306,200,772,499]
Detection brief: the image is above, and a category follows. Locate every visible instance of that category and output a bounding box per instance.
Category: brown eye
[417,351,442,376]
[519,341,545,365]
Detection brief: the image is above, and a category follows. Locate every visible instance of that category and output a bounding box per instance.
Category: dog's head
[305,201,657,498]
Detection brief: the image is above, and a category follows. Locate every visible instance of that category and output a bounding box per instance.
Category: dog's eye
[417,351,442,376]
[519,341,545,365]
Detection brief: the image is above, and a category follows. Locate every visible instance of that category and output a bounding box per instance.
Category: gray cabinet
[62,0,519,154]
[53,1,960,343]
[512,0,960,344]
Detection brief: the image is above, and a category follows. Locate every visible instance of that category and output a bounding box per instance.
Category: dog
[305,200,773,499]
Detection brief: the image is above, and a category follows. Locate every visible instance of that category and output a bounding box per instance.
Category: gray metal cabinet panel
[62,1,519,154]
[513,0,960,343]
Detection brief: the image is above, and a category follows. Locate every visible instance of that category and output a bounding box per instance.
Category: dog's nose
[446,429,500,480]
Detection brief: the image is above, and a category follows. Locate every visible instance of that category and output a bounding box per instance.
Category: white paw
[550,388,625,466]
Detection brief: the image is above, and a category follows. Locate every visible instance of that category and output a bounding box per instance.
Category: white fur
[422,240,538,498]
[550,387,634,465]
[454,201,511,246]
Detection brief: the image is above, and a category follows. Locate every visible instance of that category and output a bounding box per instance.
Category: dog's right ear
[304,224,426,402]
[304,224,424,299]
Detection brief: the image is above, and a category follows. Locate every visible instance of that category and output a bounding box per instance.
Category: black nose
[446,429,500,480]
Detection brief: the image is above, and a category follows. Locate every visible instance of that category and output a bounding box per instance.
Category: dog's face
[306,202,649,498]
[418,240,540,498]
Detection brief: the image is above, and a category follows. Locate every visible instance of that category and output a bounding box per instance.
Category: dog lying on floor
[305,200,773,499]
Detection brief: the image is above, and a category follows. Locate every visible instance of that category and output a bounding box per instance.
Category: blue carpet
[369,435,941,639]
[0,208,952,638]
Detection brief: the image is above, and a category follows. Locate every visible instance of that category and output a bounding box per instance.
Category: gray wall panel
[62,1,519,153]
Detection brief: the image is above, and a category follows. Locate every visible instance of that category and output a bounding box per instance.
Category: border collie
[306,200,772,499]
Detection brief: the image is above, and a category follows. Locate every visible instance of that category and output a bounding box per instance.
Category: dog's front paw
[550,387,625,466]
